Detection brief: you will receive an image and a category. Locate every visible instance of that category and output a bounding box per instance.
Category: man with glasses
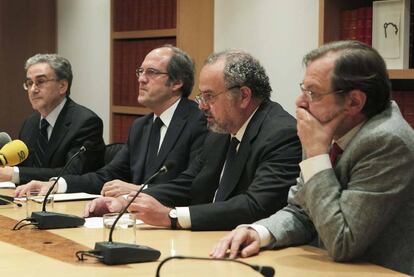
[15,45,207,198]
[211,41,414,275]
[81,49,302,231]
[0,54,105,185]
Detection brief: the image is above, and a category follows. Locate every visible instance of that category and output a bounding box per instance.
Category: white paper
[84,216,143,228]
[0,182,16,189]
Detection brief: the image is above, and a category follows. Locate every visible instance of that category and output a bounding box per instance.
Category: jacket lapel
[149,99,189,173]
[46,100,71,165]
[216,101,270,200]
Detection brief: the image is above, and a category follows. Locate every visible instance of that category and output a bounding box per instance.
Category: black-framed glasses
[299,83,346,102]
[23,78,58,91]
[136,67,169,78]
[194,86,240,105]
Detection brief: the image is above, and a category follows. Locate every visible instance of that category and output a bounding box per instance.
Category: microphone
[155,256,275,277]
[27,146,87,229]
[0,140,29,166]
[0,194,22,207]
[76,161,175,265]
[0,132,12,148]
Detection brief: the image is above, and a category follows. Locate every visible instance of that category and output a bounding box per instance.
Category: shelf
[112,29,177,40]
[112,105,151,115]
[388,69,414,80]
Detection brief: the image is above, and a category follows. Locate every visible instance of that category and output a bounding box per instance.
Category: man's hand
[0,166,13,182]
[14,180,54,197]
[101,180,141,197]
[296,107,346,158]
[210,227,261,259]
[128,193,171,228]
[83,197,126,217]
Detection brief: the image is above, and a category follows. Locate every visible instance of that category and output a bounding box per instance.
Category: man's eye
[37,79,47,85]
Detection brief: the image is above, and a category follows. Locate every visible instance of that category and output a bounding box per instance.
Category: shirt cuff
[11,167,20,184]
[299,154,331,183]
[176,207,191,229]
[50,177,67,193]
[240,224,274,248]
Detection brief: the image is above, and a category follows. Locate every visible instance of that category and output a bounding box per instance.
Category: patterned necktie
[215,137,240,201]
[34,118,49,167]
[329,142,343,167]
[145,117,164,174]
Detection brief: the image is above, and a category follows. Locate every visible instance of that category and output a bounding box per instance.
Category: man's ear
[58,80,69,96]
[344,89,366,116]
[171,79,184,93]
[239,86,252,109]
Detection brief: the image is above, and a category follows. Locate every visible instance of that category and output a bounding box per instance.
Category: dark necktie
[329,142,343,167]
[215,137,240,201]
[145,117,163,174]
[34,118,49,167]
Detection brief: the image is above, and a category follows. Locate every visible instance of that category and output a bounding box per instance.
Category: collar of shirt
[334,120,366,150]
[233,106,259,142]
[153,97,181,128]
[40,97,67,129]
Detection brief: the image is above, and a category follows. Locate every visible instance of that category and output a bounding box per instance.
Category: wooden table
[0,191,409,276]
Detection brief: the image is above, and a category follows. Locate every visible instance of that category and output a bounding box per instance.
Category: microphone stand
[76,162,174,265]
[28,146,87,229]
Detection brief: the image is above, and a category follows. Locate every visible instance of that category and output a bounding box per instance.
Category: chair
[104,143,125,165]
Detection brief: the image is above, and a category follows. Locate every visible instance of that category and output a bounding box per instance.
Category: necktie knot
[41,119,49,131]
[329,142,343,166]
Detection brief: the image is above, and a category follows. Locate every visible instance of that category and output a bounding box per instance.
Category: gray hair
[162,44,195,97]
[25,53,73,96]
[204,49,272,100]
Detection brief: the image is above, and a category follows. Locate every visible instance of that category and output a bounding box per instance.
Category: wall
[56,0,319,142]
[214,0,319,115]
[57,0,110,142]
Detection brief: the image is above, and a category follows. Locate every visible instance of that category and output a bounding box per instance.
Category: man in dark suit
[211,41,414,275]
[15,45,207,198]
[0,54,104,185]
[81,50,302,230]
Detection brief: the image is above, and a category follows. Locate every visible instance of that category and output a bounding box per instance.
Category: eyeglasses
[23,78,57,91]
[136,67,169,78]
[299,83,345,102]
[195,86,240,105]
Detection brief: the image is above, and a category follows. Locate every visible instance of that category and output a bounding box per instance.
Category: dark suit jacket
[64,98,208,194]
[144,100,302,231]
[18,98,105,184]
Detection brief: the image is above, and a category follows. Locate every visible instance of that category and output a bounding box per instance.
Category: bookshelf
[110,0,214,142]
[319,0,414,128]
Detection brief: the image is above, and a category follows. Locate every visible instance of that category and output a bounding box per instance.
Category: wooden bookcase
[110,0,214,142]
[319,0,414,127]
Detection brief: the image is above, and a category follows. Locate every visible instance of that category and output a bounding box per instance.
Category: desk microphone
[0,132,12,148]
[76,161,175,265]
[0,194,22,207]
[156,255,275,277]
[28,146,87,229]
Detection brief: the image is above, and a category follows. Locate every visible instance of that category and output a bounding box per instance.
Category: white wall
[56,0,319,143]
[214,0,319,115]
[57,0,110,143]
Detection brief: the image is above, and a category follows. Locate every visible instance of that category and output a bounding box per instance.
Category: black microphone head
[160,161,175,173]
[0,132,12,148]
[252,265,275,277]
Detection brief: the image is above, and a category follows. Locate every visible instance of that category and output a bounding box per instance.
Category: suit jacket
[145,100,302,231]
[18,98,105,184]
[64,98,208,194]
[256,102,414,275]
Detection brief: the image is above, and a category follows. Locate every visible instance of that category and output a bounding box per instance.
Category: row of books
[392,90,414,129]
[340,7,373,46]
[113,38,176,106]
[113,0,176,32]
[112,114,140,143]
